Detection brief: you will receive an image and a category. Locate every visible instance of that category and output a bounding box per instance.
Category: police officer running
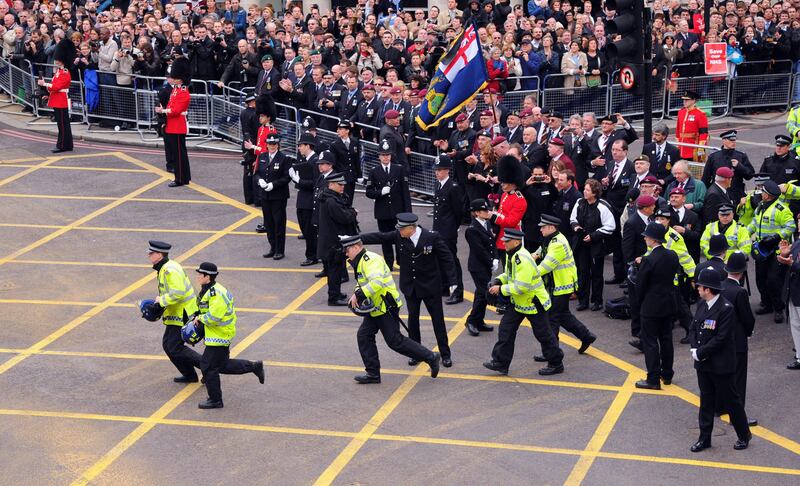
[147,240,201,383]
[484,229,565,376]
[341,235,441,384]
[189,262,265,409]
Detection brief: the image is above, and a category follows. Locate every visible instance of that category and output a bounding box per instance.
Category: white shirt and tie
[409,226,422,246]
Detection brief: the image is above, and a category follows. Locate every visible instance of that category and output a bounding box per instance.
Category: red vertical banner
[704,43,728,75]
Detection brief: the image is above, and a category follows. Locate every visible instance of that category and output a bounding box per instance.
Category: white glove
[691,348,699,361]
[491,259,499,272]
[357,177,366,185]
[258,178,267,189]
[265,182,274,192]
[288,167,297,179]
[381,186,391,196]
[449,285,457,294]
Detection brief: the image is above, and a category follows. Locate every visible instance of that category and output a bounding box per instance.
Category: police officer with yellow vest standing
[748,180,796,323]
[189,262,265,409]
[536,214,596,356]
[341,235,441,384]
[147,240,201,383]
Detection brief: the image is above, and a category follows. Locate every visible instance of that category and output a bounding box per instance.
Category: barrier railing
[730,60,794,112]
[31,63,87,124]
[540,73,609,117]
[608,67,666,120]
[3,59,36,112]
[666,71,730,117]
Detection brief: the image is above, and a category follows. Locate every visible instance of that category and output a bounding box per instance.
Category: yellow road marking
[6,259,323,273]
[0,156,47,164]
[0,156,59,187]
[0,212,258,377]
[2,407,798,477]
[313,310,471,486]
[0,164,150,173]
[70,278,326,486]
[0,193,229,204]
[564,373,638,485]
[0,222,300,236]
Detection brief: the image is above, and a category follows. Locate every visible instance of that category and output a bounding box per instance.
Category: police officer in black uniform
[317,172,359,306]
[464,199,497,336]
[432,154,466,305]
[330,119,362,205]
[257,133,291,260]
[360,213,458,367]
[701,130,755,203]
[313,150,336,278]
[689,267,752,453]
[365,139,411,269]
[239,94,259,205]
[291,132,320,266]
[760,134,800,214]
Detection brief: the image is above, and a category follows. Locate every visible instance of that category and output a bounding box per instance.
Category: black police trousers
[406,291,451,359]
[297,208,317,260]
[262,198,287,255]
[377,218,397,269]
[324,251,346,301]
[697,370,750,443]
[640,314,674,384]
[162,325,201,380]
[755,254,786,311]
[575,245,604,306]
[491,305,564,368]
[163,133,191,184]
[466,270,490,327]
[357,312,435,376]
[201,345,256,403]
[242,156,257,205]
[442,237,463,293]
[549,293,592,342]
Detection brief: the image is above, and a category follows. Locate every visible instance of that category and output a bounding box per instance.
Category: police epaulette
[514,254,521,264]
[209,288,216,297]
[670,232,680,241]
[776,203,785,210]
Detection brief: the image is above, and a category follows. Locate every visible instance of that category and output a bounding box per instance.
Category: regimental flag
[416,24,489,130]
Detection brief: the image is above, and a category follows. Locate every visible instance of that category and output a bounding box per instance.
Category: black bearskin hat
[497,155,526,188]
[169,57,191,84]
[53,37,76,66]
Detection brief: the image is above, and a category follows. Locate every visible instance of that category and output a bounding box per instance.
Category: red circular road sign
[620,66,636,90]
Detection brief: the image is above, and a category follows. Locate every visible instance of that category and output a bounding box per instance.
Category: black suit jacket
[690,296,737,374]
[256,151,291,200]
[360,227,457,297]
[465,218,496,274]
[330,137,362,182]
[433,178,466,240]
[293,152,318,210]
[622,212,649,264]
[702,183,733,225]
[590,126,639,166]
[602,159,635,212]
[553,186,581,239]
[670,206,702,262]
[562,133,593,184]
[353,96,380,129]
[365,163,411,220]
[338,88,363,120]
[503,125,524,145]
[641,141,680,183]
[255,68,281,98]
[636,244,680,318]
[721,277,755,353]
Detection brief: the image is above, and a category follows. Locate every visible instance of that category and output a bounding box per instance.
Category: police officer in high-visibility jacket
[736,174,769,228]
[147,240,201,383]
[37,39,73,153]
[190,262,265,409]
[702,204,751,260]
[787,103,800,157]
[536,214,596,355]
[484,229,565,376]
[156,57,192,187]
[653,207,696,343]
[341,235,441,384]
[748,180,796,323]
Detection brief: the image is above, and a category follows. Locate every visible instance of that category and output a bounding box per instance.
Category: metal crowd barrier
[31,63,87,124]
[666,71,730,117]
[608,67,666,120]
[540,73,609,117]
[2,59,36,112]
[731,72,792,111]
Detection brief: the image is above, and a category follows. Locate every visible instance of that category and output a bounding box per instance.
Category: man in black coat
[589,114,639,170]
[360,213,458,367]
[602,139,636,284]
[364,139,412,270]
[760,135,800,214]
[668,186,703,263]
[696,234,729,282]
[703,167,734,225]
[254,55,282,99]
[562,122,593,187]
[317,173,359,306]
[634,222,681,390]
[625,195,656,346]
[239,94,259,205]
[689,268,752,452]
[464,199,497,336]
[432,155,466,304]
[503,111,524,145]
[641,124,681,185]
[379,111,408,170]
[292,133,321,266]
[721,252,758,427]
[522,166,555,253]
[329,120,362,205]
[701,130,755,203]
[443,113,477,187]
[257,134,292,260]
[551,170,581,241]
[352,84,381,141]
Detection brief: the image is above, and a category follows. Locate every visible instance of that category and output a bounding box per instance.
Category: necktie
[680,181,685,191]
[610,163,619,184]
[385,166,390,175]
[600,135,608,152]
[656,145,663,161]
[344,139,349,149]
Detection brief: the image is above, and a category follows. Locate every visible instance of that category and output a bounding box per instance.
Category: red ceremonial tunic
[253,124,277,156]
[676,106,709,160]
[47,67,71,109]
[493,190,527,250]
[164,85,190,135]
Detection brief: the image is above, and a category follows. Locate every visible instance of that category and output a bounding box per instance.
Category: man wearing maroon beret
[702,167,735,225]
[379,109,409,170]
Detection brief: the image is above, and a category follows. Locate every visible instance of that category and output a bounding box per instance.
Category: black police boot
[578,334,597,354]
[445,291,463,305]
[476,323,494,332]
[253,360,265,384]
[428,352,441,378]
[466,322,480,336]
[174,375,198,383]
[198,398,224,409]
[482,360,508,375]
[354,374,381,384]
[538,364,564,376]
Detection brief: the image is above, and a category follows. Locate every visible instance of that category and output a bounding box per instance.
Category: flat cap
[148,240,171,253]
[538,214,561,227]
[395,213,419,228]
[339,235,362,248]
[196,262,219,275]
[502,228,525,241]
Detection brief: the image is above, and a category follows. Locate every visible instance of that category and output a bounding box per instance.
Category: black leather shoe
[315,271,327,278]
[680,334,691,344]
[300,259,318,266]
[590,302,603,311]
[253,361,265,384]
[533,355,547,362]
[198,399,224,409]
[483,360,508,375]
[662,377,672,385]
[755,306,773,315]
[476,324,494,332]
[441,357,452,368]
[578,334,596,354]
[428,352,441,378]
[605,277,624,284]
[354,374,381,384]
[691,440,711,452]
[576,303,589,311]
[51,148,72,153]
[255,224,267,233]
[748,418,758,427]
[733,432,752,450]
[168,181,184,187]
[445,293,463,305]
[166,167,175,173]
[408,358,420,366]
[787,360,800,370]
[466,322,480,336]
[635,379,661,390]
[538,364,564,376]
[774,310,784,323]
[629,339,643,352]
[173,375,199,383]
[273,253,284,260]
[328,298,348,306]
[298,234,305,240]
[263,251,275,258]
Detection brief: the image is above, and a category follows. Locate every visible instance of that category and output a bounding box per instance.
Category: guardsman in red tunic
[491,155,529,266]
[244,99,277,231]
[676,90,709,161]
[38,39,73,153]
[157,58,192,187]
